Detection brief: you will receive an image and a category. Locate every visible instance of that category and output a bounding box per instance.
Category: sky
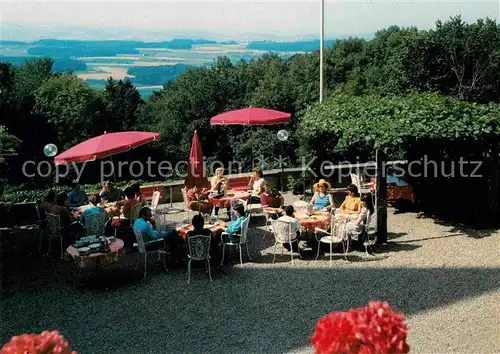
[1,0,499,41]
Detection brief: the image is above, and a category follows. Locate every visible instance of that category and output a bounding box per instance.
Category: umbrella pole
[110,156,117,182]
[250,126,254,170]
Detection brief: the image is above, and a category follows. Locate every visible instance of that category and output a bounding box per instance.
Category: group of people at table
[38,168,373,260]
[184,168,374,250]
[38,181,183,252]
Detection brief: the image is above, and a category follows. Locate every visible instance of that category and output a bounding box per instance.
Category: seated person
[223,204,247,243]
[130,182,148,207]
[53,193,74,228]
[310,179,334,212]
[207,170,230,219]
[186,214,212,239]
[248,168,265,204]
[39,190,57,214]
[53,193,84,244]
[339,184,361,215]
[211,167,228,193]
[119,187,140,219]
[99,181,123,203]
[80,194,108,225]
[186,185,213,215]
[278,205,301,241]
[260,181,284,218]
[133,207,183,251]
[67,183,89,208]
[345,194,373,240]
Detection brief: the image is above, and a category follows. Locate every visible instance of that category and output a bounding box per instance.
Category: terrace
[1,193,499,353]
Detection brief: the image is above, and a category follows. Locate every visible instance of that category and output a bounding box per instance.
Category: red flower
[311,301,410,354]
[1,331,77,354]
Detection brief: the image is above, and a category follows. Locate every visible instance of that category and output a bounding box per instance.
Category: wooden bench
[227,175,251,191]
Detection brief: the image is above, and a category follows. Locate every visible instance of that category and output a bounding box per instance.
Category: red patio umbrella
[210,107,291,168]
[210,107,291,125]
[185,130,209,189]
[54,131,160,165]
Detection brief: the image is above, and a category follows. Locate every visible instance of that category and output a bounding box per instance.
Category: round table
[176,222,227,241]
[66,238,125,269]
[208,191,250,207]
[295,212,331,231]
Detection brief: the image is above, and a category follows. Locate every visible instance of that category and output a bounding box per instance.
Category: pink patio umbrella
[185,130,209,189]
[54,131,160,165]
[210,107,291,168]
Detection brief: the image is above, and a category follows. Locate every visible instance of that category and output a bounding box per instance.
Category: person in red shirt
[119,187,140,219]
[187,185,213,215]
[260,181,284,218]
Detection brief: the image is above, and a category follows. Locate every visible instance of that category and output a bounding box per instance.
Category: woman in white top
[211,167,227,193]
[248,168,265,204]
[278,205,301,240]
[345,194,374,241]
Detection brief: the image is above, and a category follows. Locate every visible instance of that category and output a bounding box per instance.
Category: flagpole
[319,0,324,103]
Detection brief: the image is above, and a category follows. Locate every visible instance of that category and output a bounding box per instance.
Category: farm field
[0,42,300,98]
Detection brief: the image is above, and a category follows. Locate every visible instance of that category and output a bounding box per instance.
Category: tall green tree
[104,78,144,132]
[33,74,106,148]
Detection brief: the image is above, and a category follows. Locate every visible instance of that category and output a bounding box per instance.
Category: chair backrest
[239,216,250,244]
[331,217,348,242]
[350,173,361,190]
[130,203,142,222]
[364,210,372,231]
[187,235,211,261]
[271,219,294,243]
[230,198,246,209]
[84,212,107,236]
[133,228,147,254]
[8,202,40,227]
[46,213,62,237]
[151,191,161,210]
[153,213,176,232]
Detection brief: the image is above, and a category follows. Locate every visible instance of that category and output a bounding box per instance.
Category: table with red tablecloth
[176,222,227,241]
[208,191,250,208]
[295,212,331,231]
[369,177,415,203]
[66,238,125,269]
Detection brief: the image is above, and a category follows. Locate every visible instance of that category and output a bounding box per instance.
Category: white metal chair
[186,234,212,283]
[133,228,168,280]
[153,212,177,232]
[270,219,300,264]
[345,211,375,256]
[315,217,349,265]
[260,209,275,245]
[130,203,142,223]
[220,216,251,267]
[46,213,64,259]
[246,202,264,220]
[350,173,371,196]
[84,213,107,237]
[150,191,161,214]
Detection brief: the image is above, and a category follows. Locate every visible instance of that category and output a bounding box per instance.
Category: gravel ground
[1,193,499,353]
